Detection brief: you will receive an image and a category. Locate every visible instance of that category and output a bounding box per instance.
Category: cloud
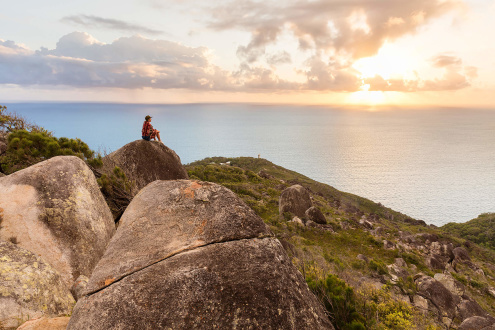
[365,53,476,92]
[302,56,361,91]
[266,51,292,66]
[0,32,476,93]
[206,0,463,63]
[0,33,232,90]
[61,15,163,35]
[431,54,462,68]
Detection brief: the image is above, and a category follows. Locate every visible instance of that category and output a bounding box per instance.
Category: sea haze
[5,102,495,226]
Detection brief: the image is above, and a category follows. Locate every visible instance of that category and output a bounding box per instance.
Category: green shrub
[356,286,414,330]
[1,130,102,174]
[306,273,365,330]
[442,213,495,250]
[369,259,388,275]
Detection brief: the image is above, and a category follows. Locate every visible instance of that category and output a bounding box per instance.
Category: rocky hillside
[186,156,495,329]
[0,122,494,329]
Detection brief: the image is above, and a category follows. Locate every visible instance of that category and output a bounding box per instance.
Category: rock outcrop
[305,206,327,224]
[415,275,460,323]
[68,180,333,329]
[0,241,75,328]
[415,273,494,327]
[0,156,115,288]
[279,184,312,218]
[102,140,188,196]
[459,316,495,330]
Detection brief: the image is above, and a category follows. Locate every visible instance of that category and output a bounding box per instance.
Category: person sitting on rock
[142,115,162,143]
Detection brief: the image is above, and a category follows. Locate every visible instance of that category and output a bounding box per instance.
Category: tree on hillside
[0,105,48,134]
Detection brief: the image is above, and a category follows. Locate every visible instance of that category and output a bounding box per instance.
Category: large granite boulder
[0,241,75,329]
[68,180,333,329]
[279,184,312,218]
[458,296,491,320]
[0,156,115,288]
[415,275,460,320]
[454,247,471,261]
[102,140,188,196]
[459,316,495,330]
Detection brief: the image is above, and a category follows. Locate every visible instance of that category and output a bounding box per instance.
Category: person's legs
[156,130,162,142]
[150,130,157,141]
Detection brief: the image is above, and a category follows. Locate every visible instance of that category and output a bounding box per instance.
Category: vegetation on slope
[186,156,495,329]
[442,213,495,250]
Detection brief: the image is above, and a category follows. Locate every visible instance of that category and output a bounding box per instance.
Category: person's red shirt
[142,121,152,136]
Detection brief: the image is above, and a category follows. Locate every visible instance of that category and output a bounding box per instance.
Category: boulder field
[68,180,333,329]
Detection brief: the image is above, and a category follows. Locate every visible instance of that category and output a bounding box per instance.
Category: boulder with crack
[415,274,460,326]
[68,180,333,329]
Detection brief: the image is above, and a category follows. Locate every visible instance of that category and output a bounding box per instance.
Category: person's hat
[145,115,152,120]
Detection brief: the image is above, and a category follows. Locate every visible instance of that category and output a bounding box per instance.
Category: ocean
[4,102,495,226]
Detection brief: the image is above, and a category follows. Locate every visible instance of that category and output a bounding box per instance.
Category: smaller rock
[71,275,90,301]
[17,317,71,330]
[457,296,489,321]
[434,273,465,296]
[415,275,460,319]
[359,219,374,229]
[305,206,326,224]
[488,287,495,299]
[290,216,304,226]
[427,254,445,271]
[383,240,395,249]
[357,254,368,263]
[394,258,407,268]
[412,295,429,314]
[321,224,335,233]
[279,185,312,218]
[387,263,409,281]
[404,218,427,226]
[458,316,495,330]
[415,233,438,243]
[305,220,317,227]
[257,170,273,179]
[373,227,384,236]
[475,268,485,277]
[454,247,471,262]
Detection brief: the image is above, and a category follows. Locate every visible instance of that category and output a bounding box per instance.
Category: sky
[1,0,495,107]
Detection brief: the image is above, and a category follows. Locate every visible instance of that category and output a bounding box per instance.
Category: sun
[347,88,387,106]
[352,42,418,80]
[346,41,421,106]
